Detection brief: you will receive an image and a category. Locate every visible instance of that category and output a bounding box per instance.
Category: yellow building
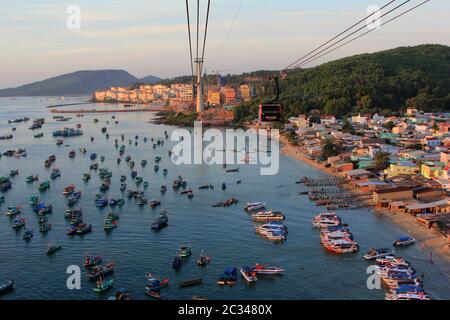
[207,90,222,105]
[384,162,419,178]
[421,163,447,179]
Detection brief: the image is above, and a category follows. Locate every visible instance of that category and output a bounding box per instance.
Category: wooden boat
[226,168,240,173]
[145,289,161,299]
[151,211,168,230]
[192,295,208,300]
[172,256,182,269]
[38,181,50,191]
[26,175,39,183]
[178,246,192,258]
[160,185,167,193]
[197,250,211,266]
[87,262,115,281]
[244,202,266,212]
[0,196,5,204]
[109,288,131,301]
[146,275,169,291]
[23,229,34,240]
[84,255,102,268]
[93,279,114,293]
[154,156,162,163]
[63,184,76,195]
[12,216,26,228]
[5,206,21,216]
[76,224,92,235]
[0,280,14,295]
[39,223,52,233]
[179,279,202,288]
[46,242,62,255]
[149,200,161,208]
[104,219,117,231]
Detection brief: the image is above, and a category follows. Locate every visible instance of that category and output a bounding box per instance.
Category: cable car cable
[297,0,431,68]
[284,0,398,71]
[288,0,412,70]
[185,0,195,83]
[200,0,211,74]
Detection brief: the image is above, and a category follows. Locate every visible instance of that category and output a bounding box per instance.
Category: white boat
[252,211,285,222]
[363,248,394,260]
[240,267,257,283]
[253,264,285,275]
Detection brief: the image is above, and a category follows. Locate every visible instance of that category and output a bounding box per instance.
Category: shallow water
[0,97,449,300]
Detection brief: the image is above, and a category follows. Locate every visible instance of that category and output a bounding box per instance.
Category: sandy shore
[276,132,450,263]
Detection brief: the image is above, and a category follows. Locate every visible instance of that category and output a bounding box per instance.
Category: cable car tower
[185,0,211,114]
[195,58,204,113]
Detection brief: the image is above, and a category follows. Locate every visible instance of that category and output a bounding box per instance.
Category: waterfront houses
[286,110,450,243]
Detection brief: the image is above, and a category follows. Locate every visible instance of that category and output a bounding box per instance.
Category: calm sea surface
[0,97,449,300]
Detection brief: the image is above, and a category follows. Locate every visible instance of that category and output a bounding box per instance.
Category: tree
[322,139,339,159]
[342,119,356,134]
[383,121,395,130]
[374,152,390,171]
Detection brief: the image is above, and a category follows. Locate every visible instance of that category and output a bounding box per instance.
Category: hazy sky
[0,0,448,88]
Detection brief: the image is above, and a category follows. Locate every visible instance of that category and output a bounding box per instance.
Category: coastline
[277,132,450,263]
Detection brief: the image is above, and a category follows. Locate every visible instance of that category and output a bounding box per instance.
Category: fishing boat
[68,150,76,158]
[50,168,61,179]
[93,278,114,293]
[179,279,203,288]
[0,280,14,295]
[149,200,161,208]
[217,267,238,286]
[154,156,162,163]
[96,198,108,208]
[63,184,76,195]
[393,236,416,247]
[145,289,161,299]
[240,266,258,283]
[104,218,117,231]
[376,256,410,268]
[38,181,50,191]
[364,248,394,260]
[35,204,53,215]
[76,224,92,235]
[0,196,5,204]
[187,192,194,198]
[253,264,285,275]
[251,211,285,222]
[12,216,26,228]
[146,274,169,291]
[141,160,148,167]
[181,189,193,195]
[172,256,182,269]
[143,181,149,189]
[197,250,211,266]
[84,255,103,268]
[151,211,168,230]
[244,202,266,212]
[46,242,62,255]
[5,206,21,216]
[109,288,131,301]
[221,183,227,190]
[323,240,359,254]
[226,168,240,173]
[192,295,208,300]
[39,223,52,233]
[9,170,19,177]
[87,262,115,281]
[120,183,127,192]
[178,246,192,258]
[160,185,167,193]
[154,165,160,172]
[82,173,91,182]
[26,175,39,183]
[163,169,168,176]
[23,229,34,240]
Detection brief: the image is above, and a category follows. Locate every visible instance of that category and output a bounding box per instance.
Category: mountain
[0,70,139,97]
[234,44,450,122]
[140,75,161,84]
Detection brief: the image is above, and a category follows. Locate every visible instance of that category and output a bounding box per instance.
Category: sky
[0,0,449,88]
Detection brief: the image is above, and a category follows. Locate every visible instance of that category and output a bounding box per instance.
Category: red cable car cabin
[259,103,282,122]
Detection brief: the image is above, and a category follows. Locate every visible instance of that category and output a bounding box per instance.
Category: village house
[373,187,414,205]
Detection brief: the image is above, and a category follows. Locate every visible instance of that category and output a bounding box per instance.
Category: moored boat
[240,266,258,283]
[46,242,62,255]
[364,248,394,260]
[0,280,14,295]
[393,236,416,247]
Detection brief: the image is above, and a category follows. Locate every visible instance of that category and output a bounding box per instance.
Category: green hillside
[234,44,450,123]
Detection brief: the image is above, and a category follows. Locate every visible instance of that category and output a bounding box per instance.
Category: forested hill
[234,44,450,122]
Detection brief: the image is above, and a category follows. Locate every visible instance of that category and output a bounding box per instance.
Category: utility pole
[195,58,204,113]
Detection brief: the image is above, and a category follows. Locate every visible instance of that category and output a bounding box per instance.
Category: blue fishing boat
[23,229,33,240]
[96,198,108,208]
[393,236,416,247]
[217,267,238,286]
[12,216,26,228]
